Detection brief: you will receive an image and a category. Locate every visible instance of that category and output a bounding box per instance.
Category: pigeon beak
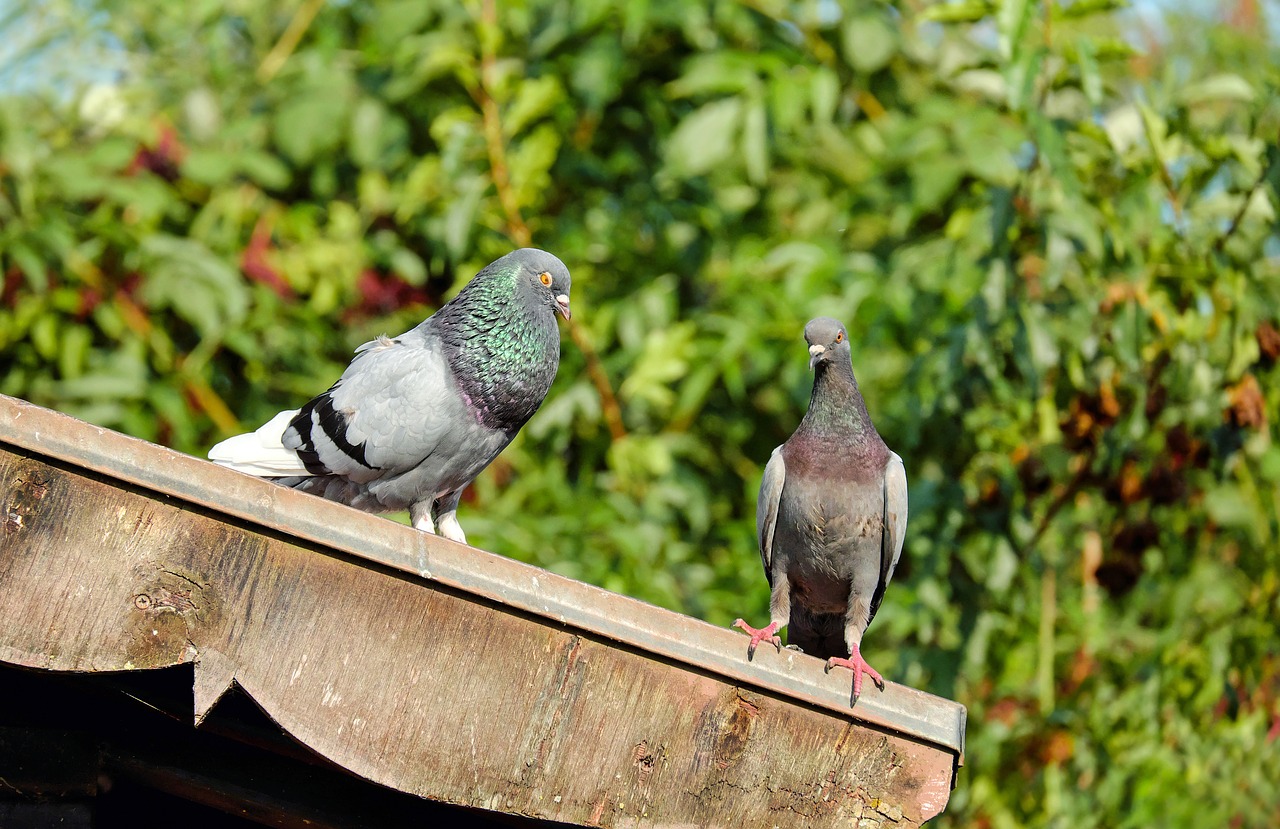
[555,294,571,321]
[808,344,825,371]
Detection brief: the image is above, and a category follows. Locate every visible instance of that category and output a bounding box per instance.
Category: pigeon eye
[539,272,553,287]
[836,331,845,343]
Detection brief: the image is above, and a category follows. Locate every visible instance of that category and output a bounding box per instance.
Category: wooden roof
[0,393,964,827]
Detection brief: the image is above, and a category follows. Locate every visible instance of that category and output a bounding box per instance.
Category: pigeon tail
[208,409,314,477]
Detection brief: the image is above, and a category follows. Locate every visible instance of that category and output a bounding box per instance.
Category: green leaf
[387,34,475,99]
[184,149,237,185]
[275,89,349,165]
[664,97,742,178]
[1074,36,1104,107]
[372,0,434,47]
[997,0,1031,61]
[349,97,387,168]
[667,53,759,99]
[505,75,565,136]
[238,151,292,190]
[1176,74,1255,106]
[741,98,768,185]
[135,235,248,337]
[1058,0,1128,18]
[58,325,91,380]
[9,243,47,291]
[31,312,58,359]
[442,175,485,259]
[389,247,427,285]
[507,125,561,211]
[842,13,897,74]
[1205,485,1257,530]
[920,1,995,24]
[809,68,839,124]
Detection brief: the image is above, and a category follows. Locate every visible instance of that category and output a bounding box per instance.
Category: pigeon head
[509,248,572,321]
[803,317,850,371]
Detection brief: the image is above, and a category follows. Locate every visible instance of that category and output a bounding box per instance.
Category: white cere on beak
[808,343,825,371]
[555,294,572,320]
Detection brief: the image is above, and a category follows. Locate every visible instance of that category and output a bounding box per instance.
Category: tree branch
[475,0,530,247]
[257,0,325,84]
[566,320,627,441]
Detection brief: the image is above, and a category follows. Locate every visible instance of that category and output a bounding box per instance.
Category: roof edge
[0,394,965,758]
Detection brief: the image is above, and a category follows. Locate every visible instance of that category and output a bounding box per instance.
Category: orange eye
[836,331,845,343]
[539,272,553,286]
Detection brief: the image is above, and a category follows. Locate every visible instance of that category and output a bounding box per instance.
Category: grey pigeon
[209,248,572,544]
[733,317,907,703]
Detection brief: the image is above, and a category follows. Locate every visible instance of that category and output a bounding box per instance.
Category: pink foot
[732,619,782,658]
[824,645,885,703]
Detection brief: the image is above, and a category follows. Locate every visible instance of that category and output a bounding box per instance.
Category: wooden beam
[0,395,964,827]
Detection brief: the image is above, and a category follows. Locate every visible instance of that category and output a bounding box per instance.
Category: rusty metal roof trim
[0,394,964,758]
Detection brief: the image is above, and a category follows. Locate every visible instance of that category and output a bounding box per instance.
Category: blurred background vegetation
[2,0,1278,825]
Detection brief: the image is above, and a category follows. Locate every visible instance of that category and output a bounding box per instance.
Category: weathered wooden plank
[0,395,963,827]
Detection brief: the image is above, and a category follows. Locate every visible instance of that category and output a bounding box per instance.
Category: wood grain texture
[0,447,956,828]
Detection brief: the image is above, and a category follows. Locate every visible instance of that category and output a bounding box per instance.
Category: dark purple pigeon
[734,317,908,704]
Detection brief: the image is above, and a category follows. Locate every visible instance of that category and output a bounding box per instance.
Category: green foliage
[3,1,1279,825]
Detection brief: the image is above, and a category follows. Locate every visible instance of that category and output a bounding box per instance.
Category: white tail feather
[208,409,314,477]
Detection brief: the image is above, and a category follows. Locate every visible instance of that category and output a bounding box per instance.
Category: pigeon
[209,248,572,545]
[733,317,907,704]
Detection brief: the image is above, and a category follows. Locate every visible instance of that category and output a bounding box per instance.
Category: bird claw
[732,619,782,659]
[824,648,885,704]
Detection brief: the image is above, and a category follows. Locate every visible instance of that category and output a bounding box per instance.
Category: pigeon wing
[284,332,464,481]
[868,451,908,623]
[756,446,786,585]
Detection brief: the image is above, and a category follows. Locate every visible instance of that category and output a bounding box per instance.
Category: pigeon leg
[732,570,792,658]
[732,619,782,657]
[432,490,467,545]
[409,501,436,534]
[824,643,885,703]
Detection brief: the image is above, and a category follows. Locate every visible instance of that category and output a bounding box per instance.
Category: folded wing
[282,332,462,482]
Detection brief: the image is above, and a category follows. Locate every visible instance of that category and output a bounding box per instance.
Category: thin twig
[1213,135,1278,253]
[1015,444,1097,561]
[475,0,528,247]
[853,90,887,121]
[1037,566,1056,713]
[567,320,627,441]
[479,95,530,246]
[257,0,325,84]
[472,0,627,441]
[1136,105,1186,226]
